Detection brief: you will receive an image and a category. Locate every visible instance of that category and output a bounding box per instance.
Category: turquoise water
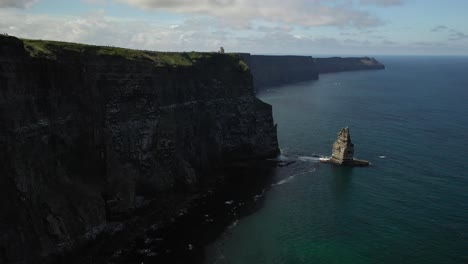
[206,56,468,264]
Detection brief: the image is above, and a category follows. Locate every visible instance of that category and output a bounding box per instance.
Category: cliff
[240,54,319,91]
[240,54,384,92]
[315,57,385,73]
[0,35,279,263]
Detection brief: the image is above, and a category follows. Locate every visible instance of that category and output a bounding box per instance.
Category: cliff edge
[0,35,279,263]
[240,54,384,92]
[315,57,385,73]
[241,54,319,91]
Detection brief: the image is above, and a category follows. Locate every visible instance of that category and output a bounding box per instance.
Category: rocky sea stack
[324,127,369,167]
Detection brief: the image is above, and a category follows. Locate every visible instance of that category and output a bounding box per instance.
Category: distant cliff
[315,57,385,73]
[0,36,279,263]
[240,54,319,90]
[241,54,384,91]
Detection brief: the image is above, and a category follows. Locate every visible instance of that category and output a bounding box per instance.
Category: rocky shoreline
[48,160,279,264]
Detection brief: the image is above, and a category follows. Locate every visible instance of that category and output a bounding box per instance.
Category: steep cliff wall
[315,57,385,73]
[0,36,278,263]
[241,54,319,91]
[240,54,384,92]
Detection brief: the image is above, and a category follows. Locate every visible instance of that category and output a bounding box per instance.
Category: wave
[253,189,266,201]
[272,175,296,186]
[298,156,321,162]
[272,168,317,186]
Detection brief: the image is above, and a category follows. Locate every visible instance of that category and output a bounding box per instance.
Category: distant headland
[240,54,385,92]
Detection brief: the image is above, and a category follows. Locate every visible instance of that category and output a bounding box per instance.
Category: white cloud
[1,2,466,55]
[0,9,237,51]
[0,0,38,8]
[359,0,403,6]
[82,0,109,4]
[0,8,376,54]
[114,0,383,28]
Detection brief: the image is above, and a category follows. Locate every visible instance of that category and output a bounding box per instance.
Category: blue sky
[1,0,467,55]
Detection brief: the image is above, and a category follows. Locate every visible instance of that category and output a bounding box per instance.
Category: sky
[1,0,467,55]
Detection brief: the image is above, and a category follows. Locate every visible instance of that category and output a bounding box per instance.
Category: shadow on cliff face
[54,160,278,264]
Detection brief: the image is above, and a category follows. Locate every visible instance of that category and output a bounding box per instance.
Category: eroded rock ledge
[0,35,279,263]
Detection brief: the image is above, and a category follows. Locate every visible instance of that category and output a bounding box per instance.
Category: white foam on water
[276,153,289,161]
[272,168,317,186]
[379,156,386,159]
[272,175,296,186]
[228,220,239,229]
[253,189,266,201]
[298,156,321,162]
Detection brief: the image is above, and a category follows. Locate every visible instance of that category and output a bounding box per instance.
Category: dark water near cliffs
[206,56,468,264]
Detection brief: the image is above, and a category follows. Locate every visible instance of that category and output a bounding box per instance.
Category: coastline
[51,160,279,264]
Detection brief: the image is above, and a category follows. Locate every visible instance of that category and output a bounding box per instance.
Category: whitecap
[272,175,296,186]
[379,156,386,159]
[271,168,317,186]
[298,156,321,162]
[253,189,265,201]
[228,220,239,229]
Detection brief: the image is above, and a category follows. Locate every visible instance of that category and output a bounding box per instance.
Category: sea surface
[205,56,468,264]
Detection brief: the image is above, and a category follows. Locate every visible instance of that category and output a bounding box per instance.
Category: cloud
[449,31,468,41]
[0,0,38,8]
[381,40,397,45]
[0,9,241,51]
[431,25,448,32]
[1,2,465,55]
[0,8,382,55]
[430,25,468,41]
[114,0,384,28]
[359,0,403,6]
[82,0,109,4]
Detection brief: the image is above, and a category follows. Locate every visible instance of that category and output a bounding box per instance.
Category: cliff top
[0,35,249,69]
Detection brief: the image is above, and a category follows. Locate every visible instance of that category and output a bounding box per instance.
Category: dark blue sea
[206,56,468,264]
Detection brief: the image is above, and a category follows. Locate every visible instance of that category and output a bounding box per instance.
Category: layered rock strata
[324,127,369,166]
[0,35,279,263]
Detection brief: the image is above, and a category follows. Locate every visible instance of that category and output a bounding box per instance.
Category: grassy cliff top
[0,35,247,69]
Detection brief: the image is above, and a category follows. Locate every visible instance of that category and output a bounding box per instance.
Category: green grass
[19,38,248,69]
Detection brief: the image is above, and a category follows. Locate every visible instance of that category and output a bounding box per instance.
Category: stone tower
[331,127,354,164]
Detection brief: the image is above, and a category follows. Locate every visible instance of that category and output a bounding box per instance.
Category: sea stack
[326,127,369,166]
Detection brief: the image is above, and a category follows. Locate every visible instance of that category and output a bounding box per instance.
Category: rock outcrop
[324,127,369,166]
[315,57,385,73]
[0,35,279,263]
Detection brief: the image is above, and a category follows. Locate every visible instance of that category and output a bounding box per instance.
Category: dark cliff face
[240,54,384,92]
[315,57,385,73]
[0,36,278,263]
[241,54,319,91]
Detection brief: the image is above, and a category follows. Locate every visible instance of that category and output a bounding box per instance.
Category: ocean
[205,56,468,264]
